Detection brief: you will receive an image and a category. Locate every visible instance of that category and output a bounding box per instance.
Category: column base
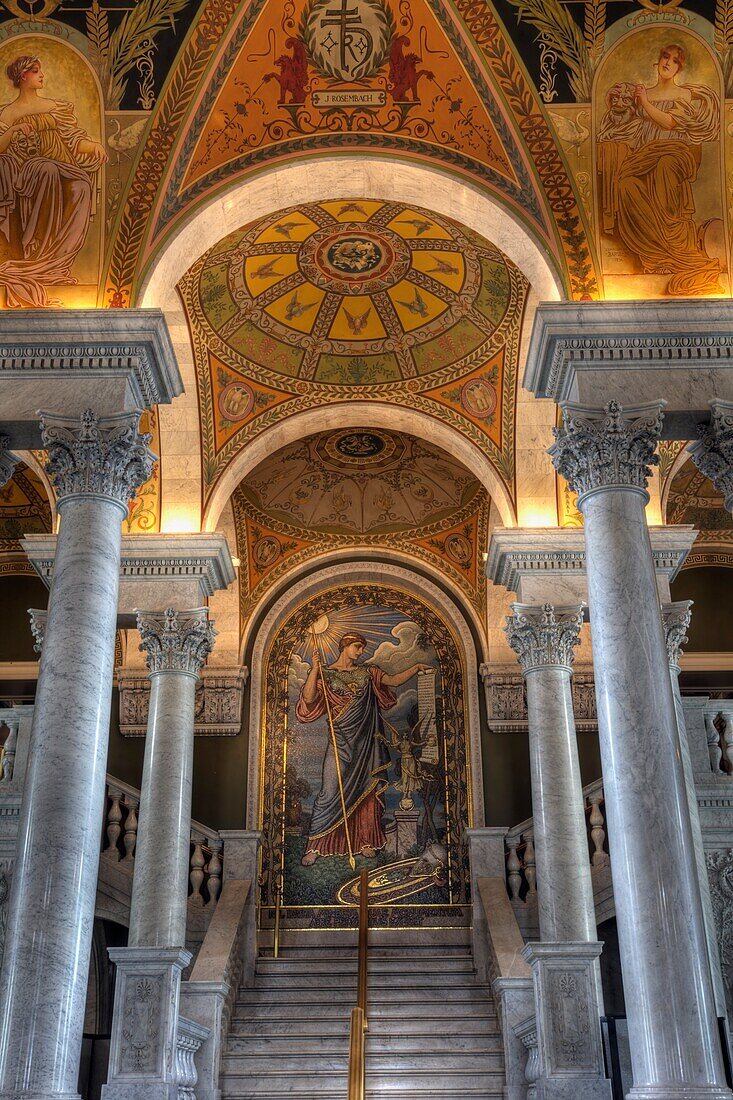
[101,1086,178,1100]
[628,1087,733,1100]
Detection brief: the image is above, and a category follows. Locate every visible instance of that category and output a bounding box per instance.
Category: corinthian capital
[661,600,693,670]
[40,409,155,512]
[549,400,664,506]
[28,608,46,653]
[505,603,584,674]
[137,608,216,678]
[688,400,733,513]
[0,435,17,489]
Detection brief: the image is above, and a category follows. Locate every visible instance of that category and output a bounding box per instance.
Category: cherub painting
[596,34,726,297]
[0,52,106,307]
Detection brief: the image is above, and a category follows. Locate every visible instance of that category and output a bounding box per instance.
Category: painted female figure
[0,55,107,307]
[598,43,721,296]
[297,631,429,866]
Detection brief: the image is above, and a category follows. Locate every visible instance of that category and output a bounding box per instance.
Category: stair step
[236,984,492,1004]
[229,1016,499,1037]
[223,1050,504,1073]
[226,1033,501,1055]
[250,971,479,990]
[221,1069,504,1093]
[256,956,475,974]
[232,1001,497,1022]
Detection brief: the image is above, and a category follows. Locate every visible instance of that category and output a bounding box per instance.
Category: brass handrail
[347,867,369,1100]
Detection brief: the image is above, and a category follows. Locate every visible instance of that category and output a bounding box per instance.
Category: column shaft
[129,670,197,947]
[0,498,123,1098]
[0,410,153,1100]
[584,485,723,1095]
[525,666,596,943]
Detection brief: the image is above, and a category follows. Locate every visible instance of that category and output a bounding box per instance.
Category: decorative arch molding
[140,157,563,311]
[240,545,489,663]
[661,443,693,523]
[203,401,516,533]
[14,451,57,531]
[245,559,486,834]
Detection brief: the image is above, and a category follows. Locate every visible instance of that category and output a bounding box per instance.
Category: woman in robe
[598,43,721,296]
[0,55,107,308]
[296,631,430,866]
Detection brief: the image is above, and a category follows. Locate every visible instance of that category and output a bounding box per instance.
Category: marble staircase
[220,947,505,1098]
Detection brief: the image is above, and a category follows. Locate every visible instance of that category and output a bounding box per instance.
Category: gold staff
[311,623,356,870]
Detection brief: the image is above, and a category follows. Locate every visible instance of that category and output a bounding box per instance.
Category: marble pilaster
[0,409,155,1100]
[128,607,216,949]
[689,401,733,513]
[550,400,730,1100]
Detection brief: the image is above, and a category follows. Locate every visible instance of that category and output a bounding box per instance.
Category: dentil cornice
[662,600,693,671]
[505,603,584,674]
[137,608,216,678]
[549,400,664,505]
[688,401,733,513]
[41,409,156,511]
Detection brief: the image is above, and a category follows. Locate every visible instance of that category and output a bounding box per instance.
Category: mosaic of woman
[296,631,429,866]
[0,55,107,307]
[598,43,721,296]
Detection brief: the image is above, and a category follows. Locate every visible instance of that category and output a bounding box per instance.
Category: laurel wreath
[300,0,396,82]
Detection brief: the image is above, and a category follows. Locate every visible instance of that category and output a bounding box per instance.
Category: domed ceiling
[186,199,522,388]
[666,454,733,567]
[232,427,489,619]
[179,199,527,504]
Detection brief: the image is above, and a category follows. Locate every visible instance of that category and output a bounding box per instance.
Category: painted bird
[251,258,283,280]
[274,221,307,239]
[397,217,433,236]
[285,290,317,321]
[426,255,460,276]
[397,288,429,318]
[344,306,371,335]
[338,202,368,216]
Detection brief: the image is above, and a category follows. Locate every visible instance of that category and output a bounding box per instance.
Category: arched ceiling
[0,462,52,568]
[232,426,490,620]
[180,198,526,512]
[666,454,733,569]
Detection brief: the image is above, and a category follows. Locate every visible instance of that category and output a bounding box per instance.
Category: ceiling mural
[666,452,733,568]
[0,460,51,573]
[179,199,527,508]
[232,427,490,622]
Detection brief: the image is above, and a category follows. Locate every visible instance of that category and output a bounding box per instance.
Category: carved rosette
[27,608,46,654]
[0,435,16,489]
[40,408,155,512]
[137,607,216,678]
[689,400,733,513]
[661,600,693,671]
[549,400,664,507]
[505,603,584,675]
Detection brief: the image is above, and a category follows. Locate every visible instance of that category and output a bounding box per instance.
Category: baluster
[103,788,123,860]
[206,839,223,907]
[706,711,724,774]
[2,719,18,782]
[121,795,138,863]
[522,830,536,897]
[588,789,610,867]
[506,835,522,901]
[717,712,726,774]
[189,832,206,905]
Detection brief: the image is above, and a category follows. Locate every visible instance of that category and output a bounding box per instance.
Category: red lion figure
[265,37,308,104]
[389,35,433,102]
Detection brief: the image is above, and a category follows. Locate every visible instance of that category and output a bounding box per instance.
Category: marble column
[550,400,730,1100]
[129,607,216,948]
[0,436,16,489]
[663,602,730,1028]
[689,401,733,513]
[505,603,595,944]
[0,409,154,1100]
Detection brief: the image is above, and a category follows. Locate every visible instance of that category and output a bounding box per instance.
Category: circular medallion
[300,223,410,296]
[253,535,282,570]
[302,0,394,82]
[445,533,472,567]
[460,378,497,421]
[218,380,255,422]
[318,429,402,469]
